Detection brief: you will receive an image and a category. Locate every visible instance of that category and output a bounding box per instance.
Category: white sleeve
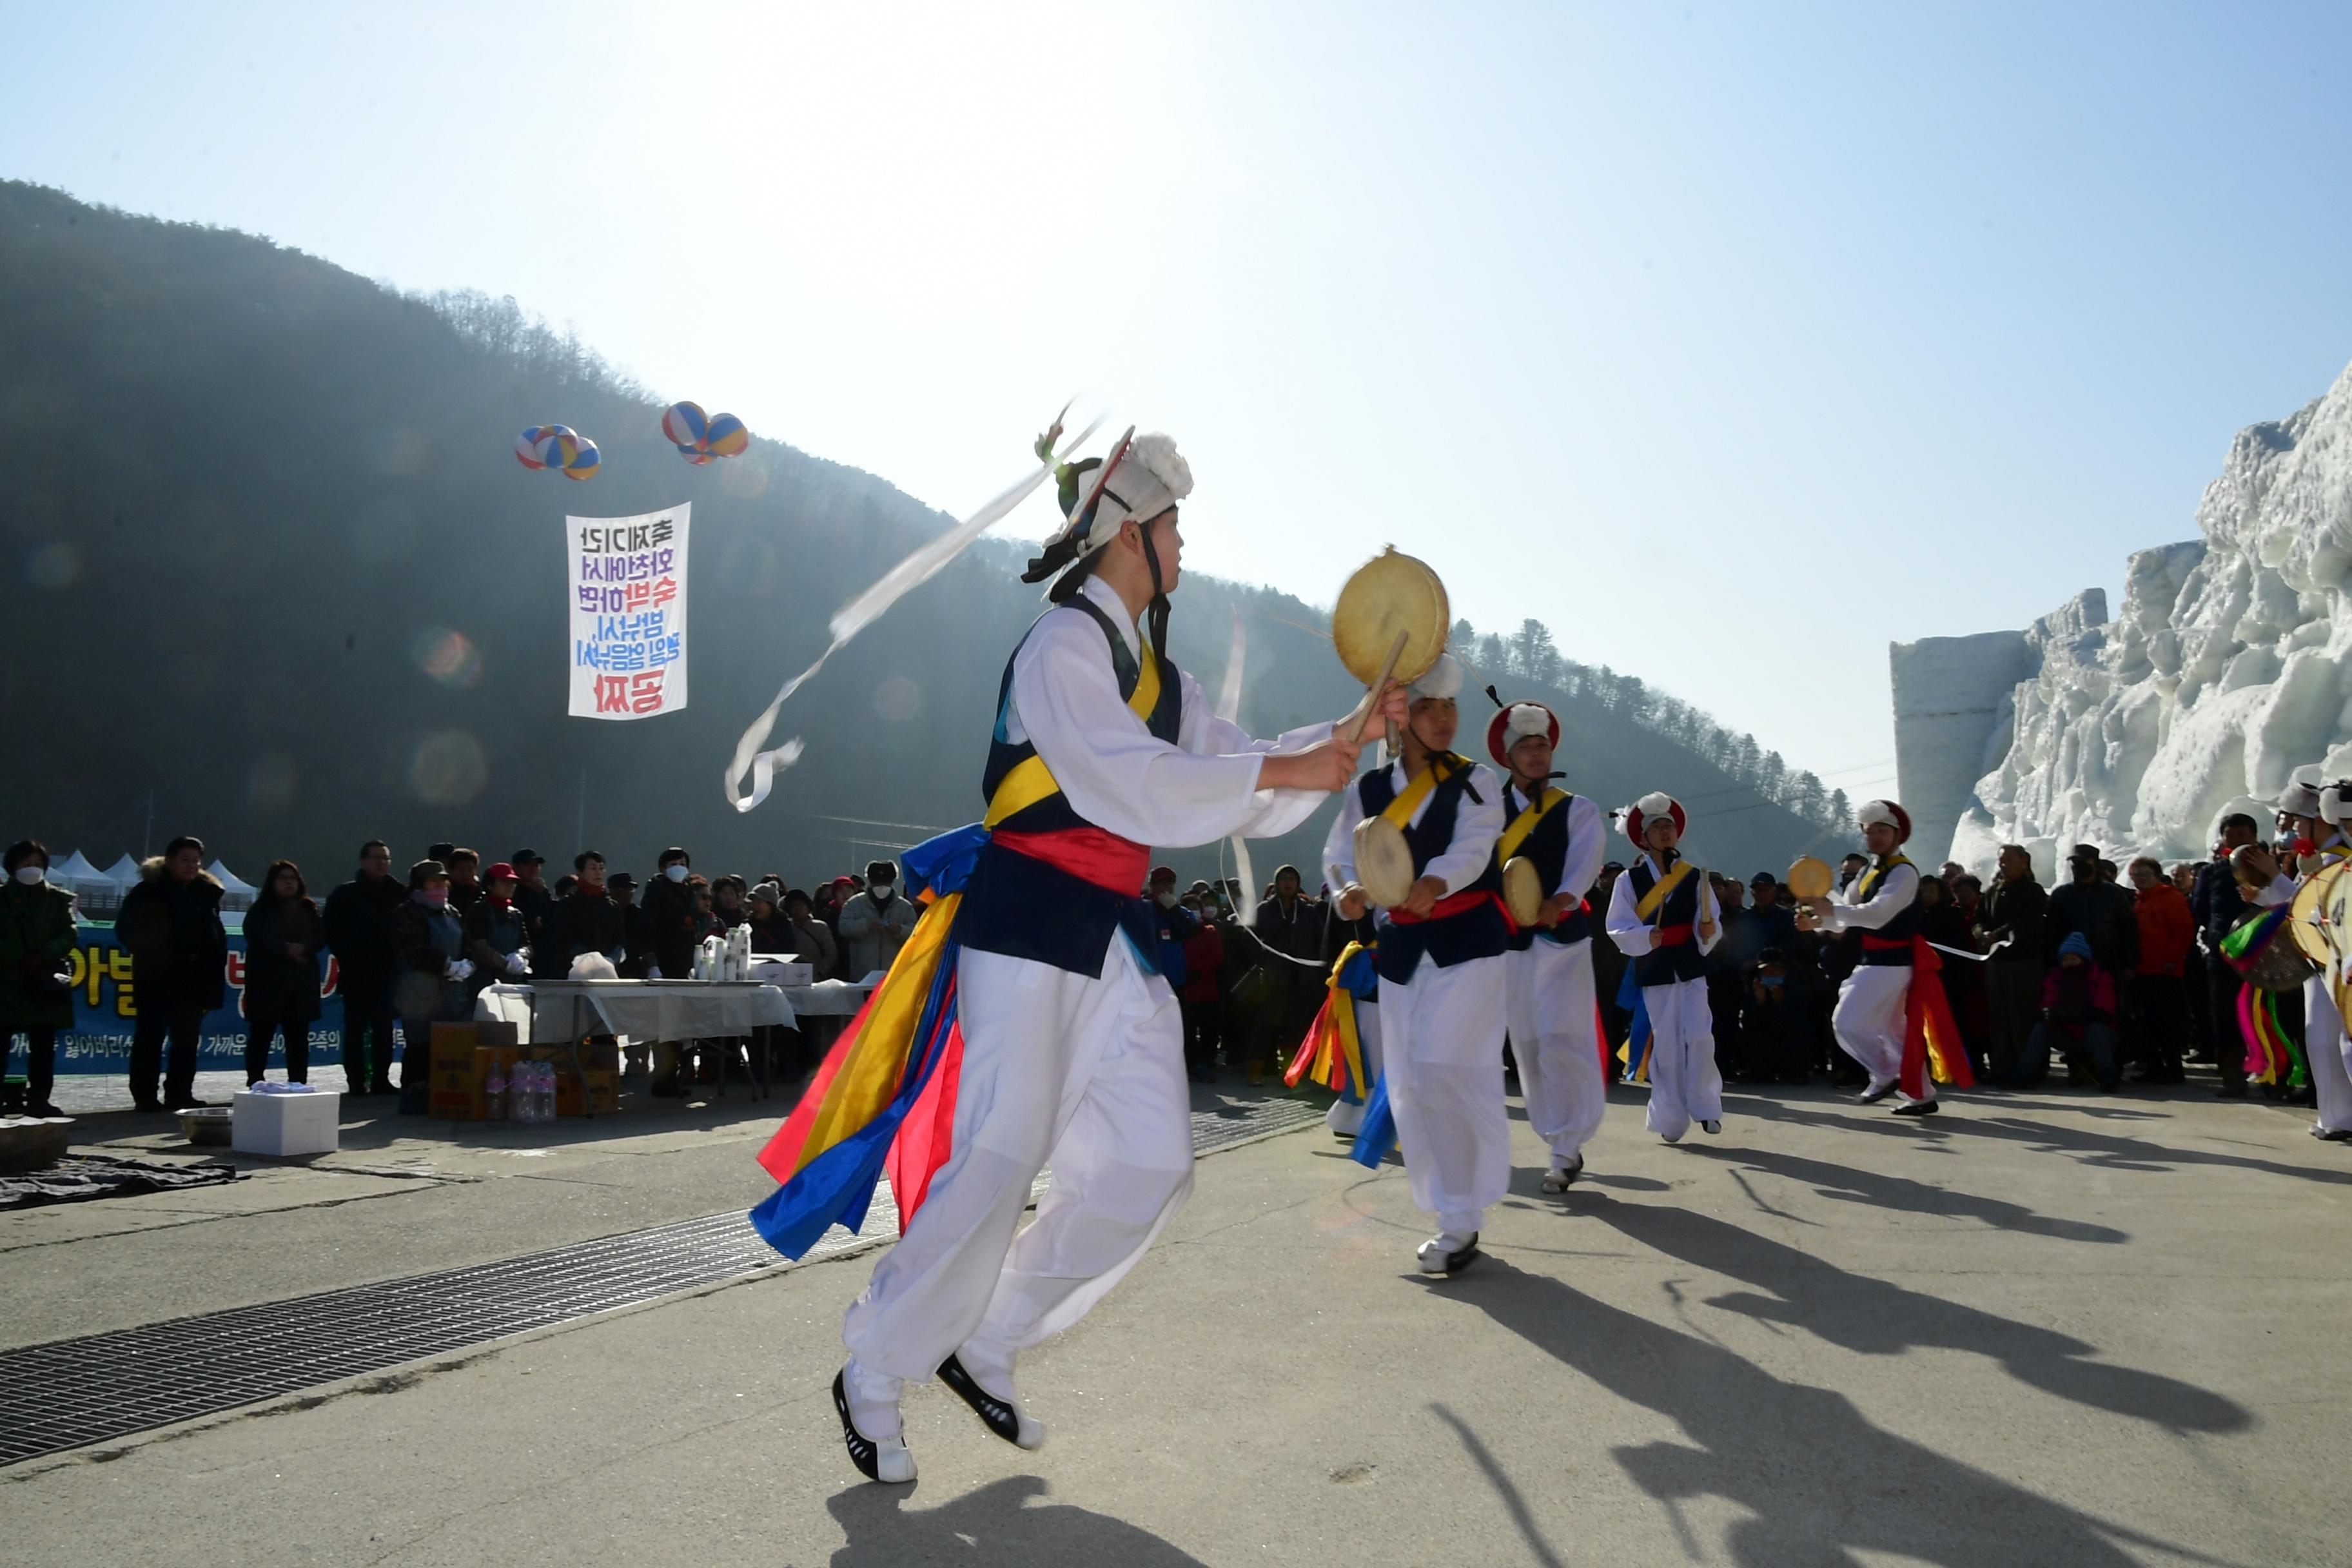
[1819,863,1919,933]
[2251,870,2298,908]
[1605,865,1654,956]
[1421,765,1504,894]
[1324,778,1367,890]
[1173,667,1337,839]
[1012,612,1301,848]
[1694,877,1721,957]
[1558,794,1605,903]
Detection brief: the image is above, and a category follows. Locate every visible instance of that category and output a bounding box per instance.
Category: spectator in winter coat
[1979,845,2048,1083]
[1246,865,1326,1085]
[783,888,841,977]
[115,836,228,1112]
[642,847,700,978]
[609,872,654,978]
[1917,876,1984,1076]
[2192,814,2261,1097]
[240,860,324,1086]
[1743,948,1815,1084]
[557,852,627,970]
[323,840,405,1095]
[2019,932,2121,1091]
[462,861,533,1001]
[0,839,77,1116]
[711,875,749,932]
[837,860,919,979]
[2046,845,2138,975]
[1178,895,1226,1083]
[513,850,562,979]
[444,848,484,914]
[391,859,469,1113]
[2127,856,2193,1083]
[745,883,796,955]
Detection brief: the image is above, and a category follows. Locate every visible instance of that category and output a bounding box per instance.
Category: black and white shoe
[1892,1099,1941,1117]
[1415,1231,1480,1275]
[1857,1079,1898,1104]
[937,1353,1047,1450]
[1700,1119,1722,1135]
[832,1368,916,1484]
[1540,1157,1584,1194]
[2311,1126,2352,1142]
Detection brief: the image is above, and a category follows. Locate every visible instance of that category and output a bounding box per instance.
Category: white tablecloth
[778,978,880,1018]
[474,981,796,1045]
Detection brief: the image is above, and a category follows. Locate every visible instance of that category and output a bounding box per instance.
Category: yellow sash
[1856,852,1913,904]
[1378,752,1469,832]
[1634,858,1694,921]
[1496,786,1567,865]
[983,645,1162,829]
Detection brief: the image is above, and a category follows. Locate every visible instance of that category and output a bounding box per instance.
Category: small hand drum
[1331,547,1449,691]
[1503,856,1545,928]
[2290,861,2343,964]
[2230,906,2319,992]
[1786,856,1834,901]
[1354,817,1416,910]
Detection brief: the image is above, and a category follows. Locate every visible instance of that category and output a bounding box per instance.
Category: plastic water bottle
[520,1062,543,1124]
[534,1061,556,1123]
[484,1064,508,1122]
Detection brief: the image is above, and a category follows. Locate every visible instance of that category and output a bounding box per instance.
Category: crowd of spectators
[0,816,2306,1121]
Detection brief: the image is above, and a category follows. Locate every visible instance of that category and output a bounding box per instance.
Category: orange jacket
[2133,881,2192,977]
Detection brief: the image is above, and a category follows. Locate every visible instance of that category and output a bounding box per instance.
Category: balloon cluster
[662,401,751,466]
[515,424,602,482]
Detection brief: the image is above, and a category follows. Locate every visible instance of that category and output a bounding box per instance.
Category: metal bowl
[179,1106,233,1146]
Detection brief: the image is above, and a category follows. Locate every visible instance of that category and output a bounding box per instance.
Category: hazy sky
[8,2,2351,803]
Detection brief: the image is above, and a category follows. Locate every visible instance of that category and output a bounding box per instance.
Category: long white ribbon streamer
[723,417,1102,812]
[1215,606,1255,912]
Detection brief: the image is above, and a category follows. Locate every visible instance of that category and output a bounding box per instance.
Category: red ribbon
[1387,888,1510,927]
[1892,934,1974,1099]
[990,827,1151,895]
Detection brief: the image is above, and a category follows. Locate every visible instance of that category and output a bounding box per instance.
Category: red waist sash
[990,827,1150,896]
[1652,923,1694,947]
[1386,888,1506,926]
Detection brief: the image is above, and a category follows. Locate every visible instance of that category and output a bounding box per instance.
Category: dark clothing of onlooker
[746,913,797,956]
[0,877,77,1110]
[787,915,841,977]
[242,893,324,1084]
[1247,894,1326,1071]
[447,879,484,915]
[2025,959,2121,1090]
[1743,971,1815,1083]
[2046,877,2138,975]
[1979,872,2049,1083]
[2190,857,2253,1092]
[2128,879,2193,1081]
[1179,920,1226,1079]
[558,887,627,969]
[116,862,228,1108]
[392,896,467,1111]
[615,901,655,978]
[462,899,531,998]
[1706,905,1749,1077]
[324,868,406,1092]
[641,877,701,977]
[518,881,562,979]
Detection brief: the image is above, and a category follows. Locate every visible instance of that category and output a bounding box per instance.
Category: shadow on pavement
[1436,1255,2210,1567]
[1580,1195,2244,1433]
[1726,1092,2352,1188]
[827,1476,1207,1567]
[1682,1142,2129,1242]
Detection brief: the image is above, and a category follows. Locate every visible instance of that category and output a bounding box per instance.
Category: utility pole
[142,788,155,858]
[575,769,587,854]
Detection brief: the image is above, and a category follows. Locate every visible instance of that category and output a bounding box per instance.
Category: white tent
[103,853,144,886]
[208,859,259,910]
[48,850,110,890]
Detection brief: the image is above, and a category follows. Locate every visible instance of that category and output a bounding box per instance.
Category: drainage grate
[0,1092,1326,1465]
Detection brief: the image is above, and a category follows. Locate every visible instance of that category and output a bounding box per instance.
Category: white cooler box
[232,1088,341,1156]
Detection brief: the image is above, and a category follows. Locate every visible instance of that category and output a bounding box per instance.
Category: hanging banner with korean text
[568,503,690,720]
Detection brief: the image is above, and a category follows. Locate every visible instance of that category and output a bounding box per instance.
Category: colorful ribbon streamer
[1895,934,1974,1099]
[1284,942,1378,1102]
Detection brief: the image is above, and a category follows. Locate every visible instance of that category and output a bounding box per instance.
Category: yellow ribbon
[983,642,1162,830]
[787,889,961,1175]
[1496,787,1567,864]
[1634,859,1695,921]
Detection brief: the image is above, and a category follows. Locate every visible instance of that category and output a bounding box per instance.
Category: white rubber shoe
[834,1362,916,1484]
[1540,1156,1585,1194]
[1415,1230,1481,1275]
[939,1341,1047,1451]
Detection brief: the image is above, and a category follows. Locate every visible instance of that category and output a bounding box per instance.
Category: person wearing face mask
[0,839,77,1117]
[115,834,229,1112]
[642,847,700,981]
[837,859,919,980]
[1326,652,1510,1275]
[462,862,533,1003]
[390,859,470,1114]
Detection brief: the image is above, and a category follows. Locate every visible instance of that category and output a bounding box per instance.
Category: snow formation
[1897,359,2352,872]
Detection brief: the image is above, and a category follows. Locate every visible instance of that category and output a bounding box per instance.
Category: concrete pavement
[5,1077,2350,1566]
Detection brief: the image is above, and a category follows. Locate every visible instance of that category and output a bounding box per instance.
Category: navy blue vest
[1362,754,1508,983]
[1497,783,1589,952]
[1855,854,1922,967]
[1625,854,1708,985]
[958,597,1183,979]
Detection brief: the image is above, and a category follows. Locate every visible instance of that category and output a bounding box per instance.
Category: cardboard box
[431,1022,479,1070]
[554,1068,620,1117]
[474,1019,520,1050]
[231,1088,341,1156]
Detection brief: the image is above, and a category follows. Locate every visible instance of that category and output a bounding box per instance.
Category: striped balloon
[561,435,600,481]
[515,425,551,470]
[703,412,750,458]
[662,400,708,451]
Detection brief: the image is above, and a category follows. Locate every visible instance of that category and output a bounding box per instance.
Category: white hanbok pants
[1505,937,1605,1166]
[1834,965,1912,1091]
[2303,973,2352,1135]
[1325,1003,1384,1136]
[841,936,1193,1384]
[1640,976,1721,1142]
[1380,952,1509,1233]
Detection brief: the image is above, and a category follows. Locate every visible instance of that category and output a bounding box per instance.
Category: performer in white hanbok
[1326,652,1509,1275]
[2248,778,2352,1141]
[1604,794,1723,1142]
[1485,698,1607,1191]
[762,431,1404,1484]
[1799,799,1966,1117]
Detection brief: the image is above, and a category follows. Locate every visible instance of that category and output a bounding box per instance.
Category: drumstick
[1342,629,1411,747]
